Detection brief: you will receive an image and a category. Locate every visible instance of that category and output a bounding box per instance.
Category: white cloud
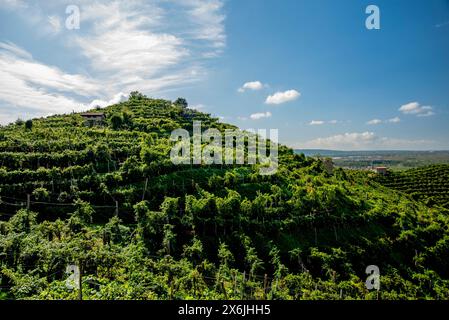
[47,15,62,34]
[367,117,401,125]
[367,119,382,125]
[0,0,27,10]
[238,81,265,93]
[387,116,401,123]
[0,110,28,125]
[0,42,101,118]
[88,92,128,109]
[416,107,435,117]
[184,0,226,50]
[0,1,227,122]
[0,41,32,60]
[0,45,100,97]
[0,70,82,120]
[435,21,449,28]
[250,111,272,120]
[298,132,435,150]
[303,132,376,149]
[75,0,225,92]
[309,120,340,125]
[265,90,300,105]
[0,1,67,36]
[399,102,435,117]
[75,3,188,90]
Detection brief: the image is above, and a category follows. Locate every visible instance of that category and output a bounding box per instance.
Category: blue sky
[0,0,448,150]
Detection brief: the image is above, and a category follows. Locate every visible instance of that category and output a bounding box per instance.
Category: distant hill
[296,149,449,170]
[0,94,449,300]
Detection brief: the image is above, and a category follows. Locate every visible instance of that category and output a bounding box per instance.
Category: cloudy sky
[0,0,448,150]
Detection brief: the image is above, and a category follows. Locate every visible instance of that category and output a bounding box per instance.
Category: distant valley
[295,149,449,170]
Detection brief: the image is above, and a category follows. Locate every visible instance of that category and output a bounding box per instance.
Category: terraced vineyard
[376,165,449,209]
[1,94,449,300]
[0,95,232,220]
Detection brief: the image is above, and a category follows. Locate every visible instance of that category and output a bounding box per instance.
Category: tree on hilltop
[174,97,188,108]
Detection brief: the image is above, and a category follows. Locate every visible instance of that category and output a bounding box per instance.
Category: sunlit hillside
[0,94,448,300]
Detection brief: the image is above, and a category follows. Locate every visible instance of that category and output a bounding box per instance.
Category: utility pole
[168,270,173,300]
[241,271,246,300]
[142,178,148,201]
[115,200,119,216]
[221,281,228,300]
[263,274,268,299]
[78,262,83,300]
[26,194,31,210]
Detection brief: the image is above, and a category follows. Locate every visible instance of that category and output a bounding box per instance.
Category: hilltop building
[81,112,105,126]
[374,166,388,175]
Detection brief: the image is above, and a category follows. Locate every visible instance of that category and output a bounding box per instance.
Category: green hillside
[376,165,449,209]
[1,93,448,300]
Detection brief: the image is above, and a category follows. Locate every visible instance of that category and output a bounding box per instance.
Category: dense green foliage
[376,165,449,209]
[1,94,449,300]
